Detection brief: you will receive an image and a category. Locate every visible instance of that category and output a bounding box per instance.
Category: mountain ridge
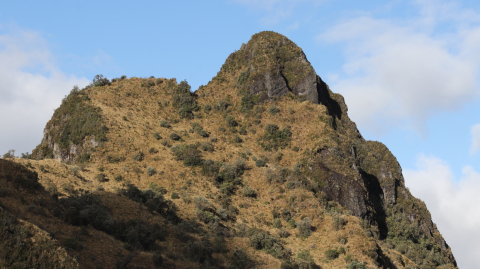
[1,31,456,269]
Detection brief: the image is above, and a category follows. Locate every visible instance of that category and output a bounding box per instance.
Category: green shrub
[325,248,339,260]
[198,130,208,137]
[288,218,296,228]
[171,192,179,199]
[230,248,253,269]
[256,159,267,167]
[91,74,110,87]
[241,94,256,112]
[106,155,126,163]
[153,132,161,140]
[258,124,292,151]
[132,151,144,161]
[196,209,215,223]
[297,217,312,238]
[39,165,45,172]
[169,133,181,141]
[161,140,171,147]
[346,261,367,269]
[233,135,243,143]
[280,261,297,269]
[215,99,230,111]
[149,147,158,154]
[281,209,291,221]
[114,174,123,181]
[203,104,212,113]
[239,127,247,135]
[217,208,228,220]
[77,153,91,163]
[149,182,167,194]
[235,223,249,237]
[249,229,289,259]
[243,186,257,198]
[337,235,348,245]
[121,184,178,221]
[2,149,15,158]
[286,181,296,189]
[226,116,238,127]
[296,250,316,268]
[200,142,214,152]
[172,80,199,119]
[191,122,208,137]
[278,228,290,238]
[201,159,220,176]
[171,144,203,166]
[193,196,215,211]
[141,79,155,87]
[147,166,157,176]
[160,120,171,128]
[96,173,107,182]
[273,218,282,228]
[269,105,280,115]
[333,215,347,230]
[70,166,80,177]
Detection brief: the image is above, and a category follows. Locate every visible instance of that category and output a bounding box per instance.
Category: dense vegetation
[32,82,108,162]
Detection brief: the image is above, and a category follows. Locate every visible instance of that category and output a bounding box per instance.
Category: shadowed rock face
[227,31,321,104]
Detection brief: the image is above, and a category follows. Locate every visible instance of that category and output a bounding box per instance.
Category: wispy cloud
[404,154,480,269]
[0,25,90,155]
[319,1,480,135]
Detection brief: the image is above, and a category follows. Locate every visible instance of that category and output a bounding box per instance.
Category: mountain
[1,31,456,269]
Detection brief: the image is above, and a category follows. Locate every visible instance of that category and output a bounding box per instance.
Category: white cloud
[404,154,480,269]
[470,123,480,155]
[0,26,90,156]
[319,3,480,135]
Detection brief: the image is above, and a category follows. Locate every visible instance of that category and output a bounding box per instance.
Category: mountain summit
[1,31,456,268]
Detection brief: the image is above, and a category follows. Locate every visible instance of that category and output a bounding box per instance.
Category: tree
[2,149,15,158]
[92,74,111,87]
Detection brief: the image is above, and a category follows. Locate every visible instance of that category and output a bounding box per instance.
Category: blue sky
[1,0,480,267]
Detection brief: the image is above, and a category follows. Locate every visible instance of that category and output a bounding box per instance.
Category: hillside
[1,31,456,269]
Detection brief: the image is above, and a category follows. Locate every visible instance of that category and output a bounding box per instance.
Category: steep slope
[1,31,456,269]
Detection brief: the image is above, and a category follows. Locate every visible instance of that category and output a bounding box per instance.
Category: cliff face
[4,31,456,268]
[32,87,107,163]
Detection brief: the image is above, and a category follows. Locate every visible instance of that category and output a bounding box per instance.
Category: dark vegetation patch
[191,122,208,137]
[171,144,203,166]
[33,80,109,161]
[258,124,292,151]
[0,208,78,268]
[248,228,290,259]
[171,80,199,119]
[58,190,171,251]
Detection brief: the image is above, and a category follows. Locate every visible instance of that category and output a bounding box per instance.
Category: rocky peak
[222,31,319,103]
